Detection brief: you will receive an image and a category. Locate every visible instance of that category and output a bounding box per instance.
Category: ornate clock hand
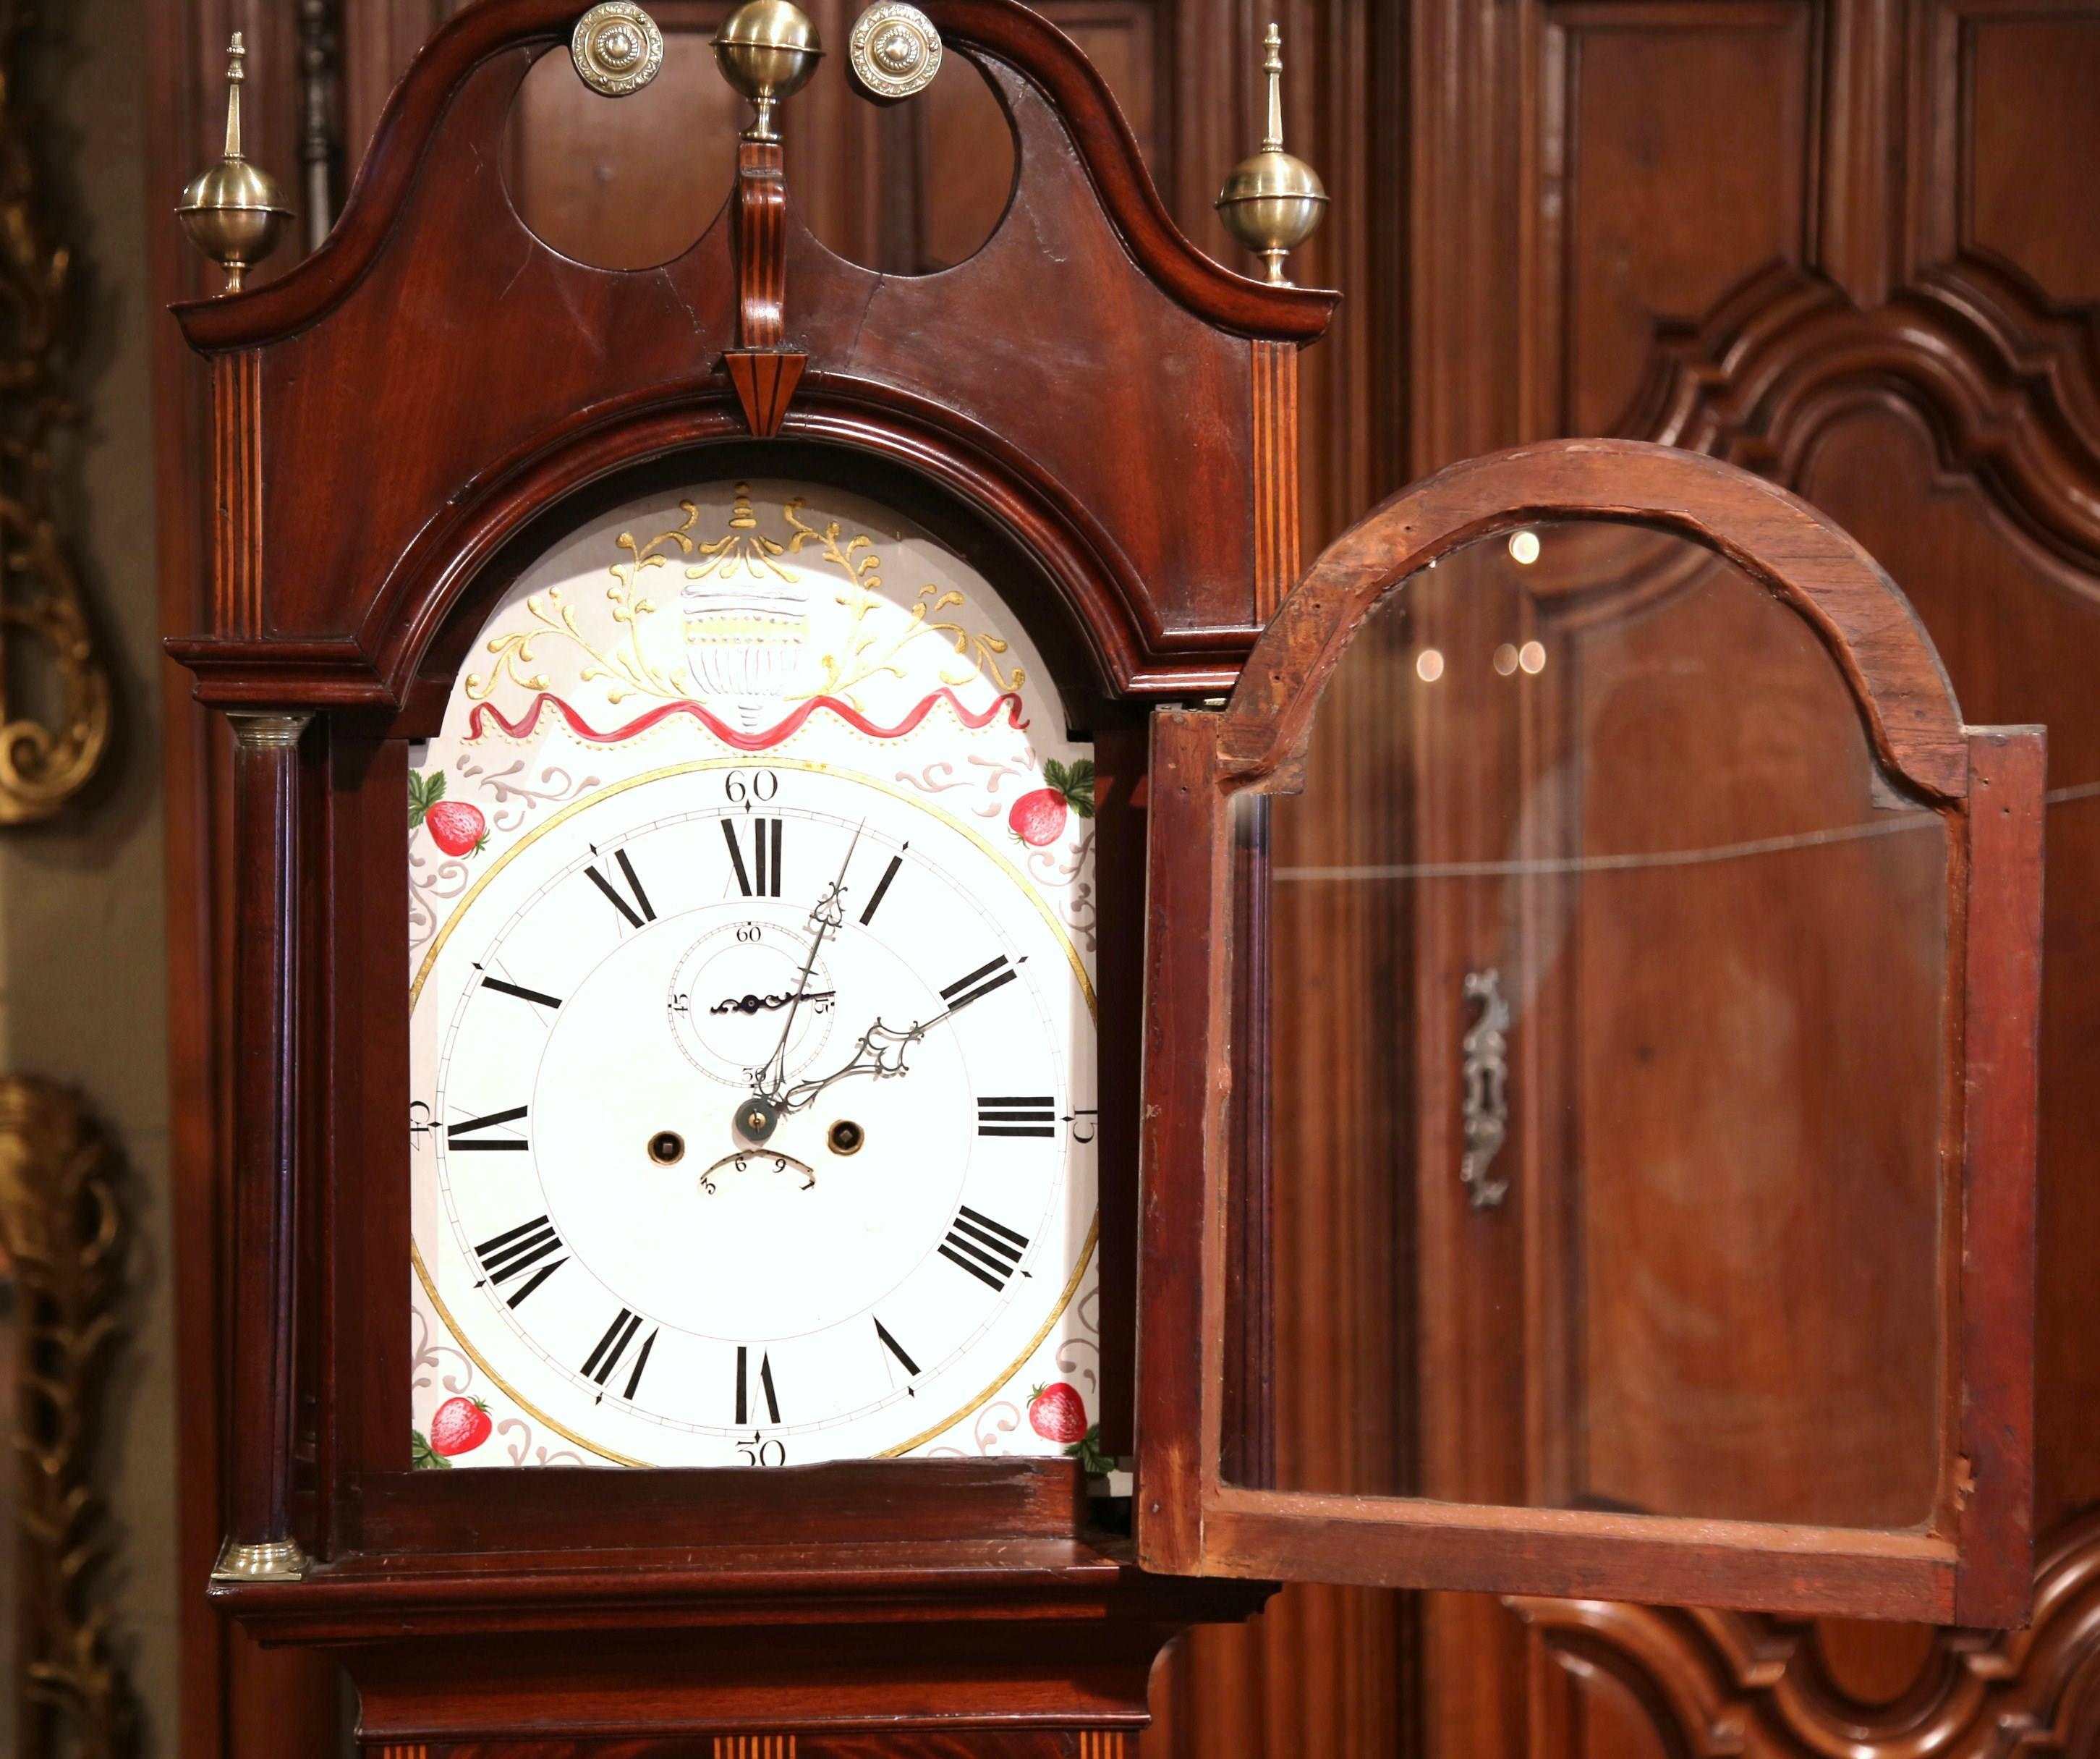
[752,821,862,1102]
[712,989,836,1016]
[773,1017,922,1114]
[772,972,1011,1114]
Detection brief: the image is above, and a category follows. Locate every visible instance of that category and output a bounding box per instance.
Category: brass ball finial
[714,1,824,142]
[1215,23,1327,285]
[177,33,293,294]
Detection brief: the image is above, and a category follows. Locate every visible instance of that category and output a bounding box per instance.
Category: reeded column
[212,710,313,1581]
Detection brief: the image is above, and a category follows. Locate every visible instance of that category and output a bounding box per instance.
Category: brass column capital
[226,710,313,750]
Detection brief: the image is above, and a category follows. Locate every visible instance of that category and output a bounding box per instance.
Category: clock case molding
[161,0,2043,1744]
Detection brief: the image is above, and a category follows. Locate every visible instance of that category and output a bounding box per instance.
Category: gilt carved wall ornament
[0,1076,132,1758]
[0,0,109,822]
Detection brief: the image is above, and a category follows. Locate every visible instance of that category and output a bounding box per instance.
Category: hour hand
[775,1017,922,1114]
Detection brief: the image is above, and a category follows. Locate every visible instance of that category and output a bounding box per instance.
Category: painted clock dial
[409,481,1100,1470]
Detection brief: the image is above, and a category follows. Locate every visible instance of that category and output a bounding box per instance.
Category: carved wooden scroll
[0,0,110,821]
[725,136,807,438]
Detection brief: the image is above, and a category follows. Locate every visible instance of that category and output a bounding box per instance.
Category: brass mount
[573,1,666,96]
[211,1535,313,1582]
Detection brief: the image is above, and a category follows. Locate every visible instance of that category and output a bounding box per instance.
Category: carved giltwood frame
[0,1077,130,1758]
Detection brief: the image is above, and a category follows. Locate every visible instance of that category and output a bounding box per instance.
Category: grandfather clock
[166,1,2045,1752]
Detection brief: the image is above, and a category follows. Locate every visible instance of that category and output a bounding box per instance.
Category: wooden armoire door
[1390,0,2100,1750]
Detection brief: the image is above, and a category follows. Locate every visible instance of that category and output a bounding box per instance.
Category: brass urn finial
[713,1,824,142]
[1215,23,1328,285]
[177,33,292,294]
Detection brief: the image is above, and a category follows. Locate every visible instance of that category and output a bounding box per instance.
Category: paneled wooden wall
[147,0,2100,1755]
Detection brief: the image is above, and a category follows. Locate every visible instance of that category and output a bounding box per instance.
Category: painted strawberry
[428,1395,493,1458]
[410,769,489,857]
[1008,758,1095,847]
[425,800,489,857]
[1028,1380,1088,1444]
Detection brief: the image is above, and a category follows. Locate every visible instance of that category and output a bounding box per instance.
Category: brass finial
[1215,23,1327,285]
[177,34,292,294]
[714,1,824,142]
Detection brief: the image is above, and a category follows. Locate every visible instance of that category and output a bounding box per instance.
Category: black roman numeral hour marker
[859,852,904,925]
[581,1309,655,1403]
[447,1105,529,1151]
[723,816,783,897]
[874,1315,921,1381]
[940,1205,1029,1292]
[736,1346,781,1425]
[585,846,655,929]
[480,975,564,1011]
[941,955,1018,1011]
[977,1095,1055,1137]
[474,1216,568,1307]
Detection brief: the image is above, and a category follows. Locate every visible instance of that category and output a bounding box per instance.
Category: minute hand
[754,822,862,1101]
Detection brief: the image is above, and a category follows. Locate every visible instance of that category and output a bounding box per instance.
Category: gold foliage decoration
[0,1075,132,1758]
[466,489,1024,713]
[0,0,111,821]
[467,502,700,705]
[782,500,1022,700]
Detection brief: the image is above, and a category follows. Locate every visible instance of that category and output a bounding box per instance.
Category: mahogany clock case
[163,0,1334,1640]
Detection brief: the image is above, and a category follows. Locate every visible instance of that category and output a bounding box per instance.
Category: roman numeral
[859,851,904,925]
[447,1105,529,1152]
[940,1205,1029,1292]
[581,1308,656,1403]
[941,955,1017,1011]
[736,1345,781,1425]
[977,1095,1055,1137]
[480,973,564,1011]
[474,1216,568,1307]
[723,816,783,897]
[585,847,655,928]
[874,1315,921,1383]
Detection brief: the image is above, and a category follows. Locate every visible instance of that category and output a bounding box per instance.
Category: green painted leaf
[1061,1422,1113,1478]
[407,770,446,829]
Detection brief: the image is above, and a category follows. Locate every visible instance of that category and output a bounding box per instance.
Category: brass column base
[211,1535,312,1581]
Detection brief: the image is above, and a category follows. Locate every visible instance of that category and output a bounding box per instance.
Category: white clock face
[410,482,1100,1469]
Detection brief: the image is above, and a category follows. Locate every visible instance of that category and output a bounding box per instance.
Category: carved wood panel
[1400,0,2100,1747]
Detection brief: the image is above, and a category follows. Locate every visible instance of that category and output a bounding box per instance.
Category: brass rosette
[847,3,943,103]
[572,1,666,96]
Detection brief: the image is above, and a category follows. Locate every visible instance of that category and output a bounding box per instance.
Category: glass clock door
[1135,443,2041,1626]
